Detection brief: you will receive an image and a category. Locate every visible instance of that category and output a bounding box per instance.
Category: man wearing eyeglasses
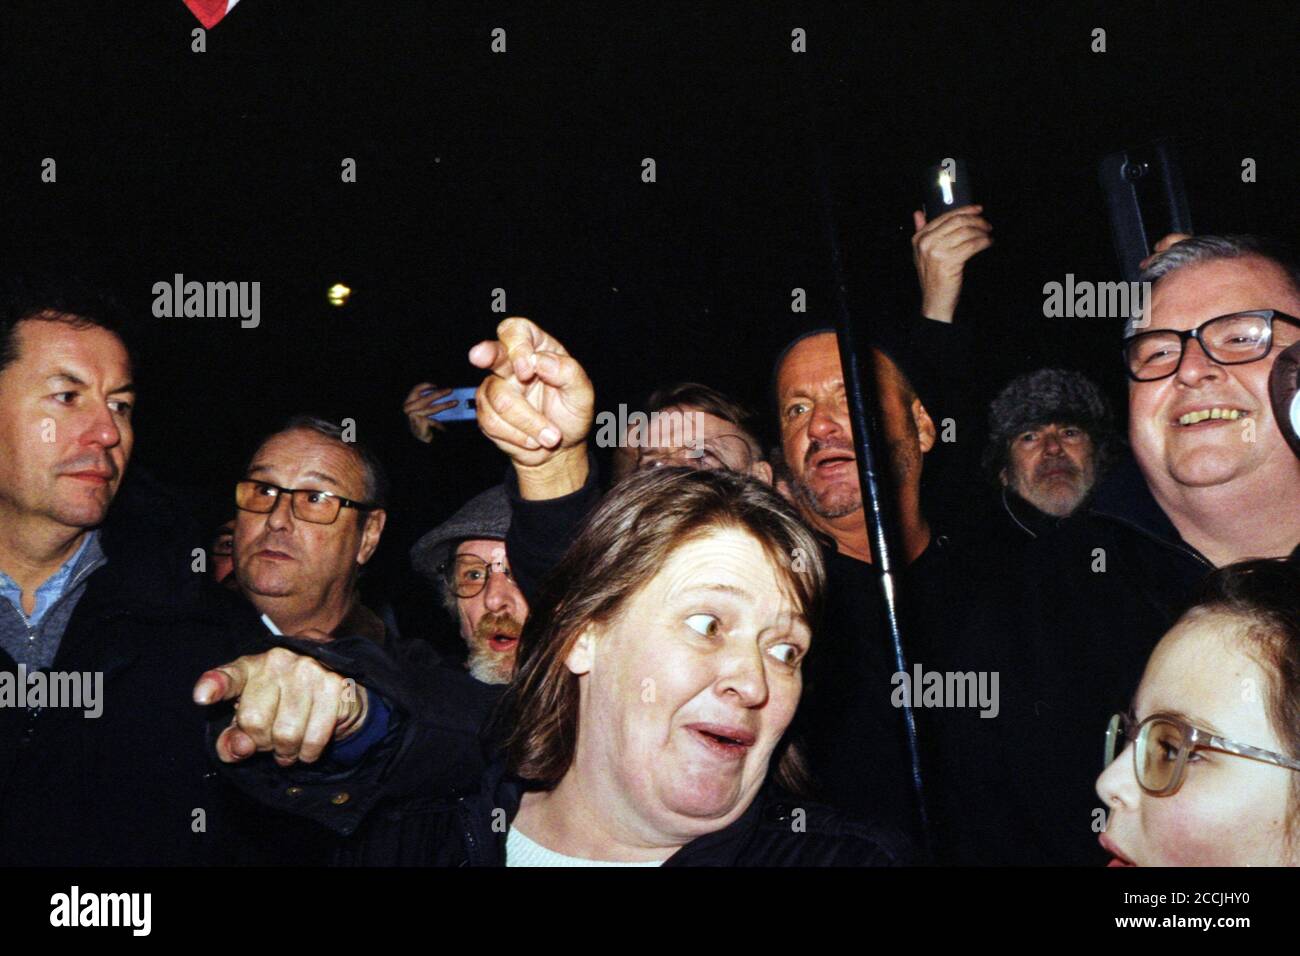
[205,416,497,862]
[945,235,1300,866]
[625,382,773,485]
[411,485,528,686]
[233,416,389,643]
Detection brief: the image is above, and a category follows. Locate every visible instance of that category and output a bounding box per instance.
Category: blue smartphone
[429,386,478,422]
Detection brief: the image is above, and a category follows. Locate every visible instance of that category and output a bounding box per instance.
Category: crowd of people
[2,219,1298,867]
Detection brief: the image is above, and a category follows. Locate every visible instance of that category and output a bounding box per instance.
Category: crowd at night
[2,3,1299,935]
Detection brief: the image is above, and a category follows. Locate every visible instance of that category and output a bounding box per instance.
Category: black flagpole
[811,131,931,850]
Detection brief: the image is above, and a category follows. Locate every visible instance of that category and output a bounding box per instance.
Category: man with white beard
[412,486,528,685]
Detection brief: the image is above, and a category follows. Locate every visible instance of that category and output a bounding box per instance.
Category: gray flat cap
[410,485,512,582]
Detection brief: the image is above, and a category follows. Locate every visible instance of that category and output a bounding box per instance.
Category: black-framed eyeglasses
[235,479,376,526]
[1104,711,1300,796]
[436,554,515,599]
[1122,309,1300,382]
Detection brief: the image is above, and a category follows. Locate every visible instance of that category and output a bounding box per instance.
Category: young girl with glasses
[1096,558,1300,866]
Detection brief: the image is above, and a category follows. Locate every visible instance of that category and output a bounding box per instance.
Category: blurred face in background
[210,518,237,590]
[633,406,772,484]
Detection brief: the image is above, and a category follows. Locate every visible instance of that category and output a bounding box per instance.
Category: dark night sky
[3,1,1298,575]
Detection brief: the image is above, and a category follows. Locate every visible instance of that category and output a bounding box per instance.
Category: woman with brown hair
[370,467,910,866]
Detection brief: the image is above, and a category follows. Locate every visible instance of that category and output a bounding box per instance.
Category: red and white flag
[183,0,242,29]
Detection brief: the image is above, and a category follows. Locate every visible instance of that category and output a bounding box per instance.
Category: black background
[3,0,1297,579]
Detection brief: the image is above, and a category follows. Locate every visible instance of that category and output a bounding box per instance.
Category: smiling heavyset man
[944,235,1300,865]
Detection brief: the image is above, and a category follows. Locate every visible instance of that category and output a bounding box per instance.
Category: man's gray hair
[259,414,390,509]
[439,571,460,619]
[1130,234,1300,336]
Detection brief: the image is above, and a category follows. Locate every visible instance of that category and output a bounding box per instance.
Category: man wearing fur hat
[981,369,1118,540]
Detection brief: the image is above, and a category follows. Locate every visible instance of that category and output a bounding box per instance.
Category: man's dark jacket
[210,464,566,862]
[214,632,500,863]
[217,620,500,865]
[935,454,1219,865]
[0,470,270,866]
[792,531,968,854]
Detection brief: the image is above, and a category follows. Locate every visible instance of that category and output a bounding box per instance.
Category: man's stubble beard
[791,432,914,521]
[792,475,861,519]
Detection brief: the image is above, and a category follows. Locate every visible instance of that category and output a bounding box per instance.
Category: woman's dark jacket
[335,759,912,867]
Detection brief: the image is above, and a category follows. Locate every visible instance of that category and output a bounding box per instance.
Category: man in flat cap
[412,486,528,686]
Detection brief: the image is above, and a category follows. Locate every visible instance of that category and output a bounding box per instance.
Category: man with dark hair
[979,368,1116,542]
[0,276,128,375]
[0,281,278,864]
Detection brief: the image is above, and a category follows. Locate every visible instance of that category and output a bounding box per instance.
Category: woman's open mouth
[686,723,756,760]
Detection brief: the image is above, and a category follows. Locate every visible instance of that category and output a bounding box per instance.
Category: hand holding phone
[427,387,478,423]
[912,160,990,323]
[402,382,475,443]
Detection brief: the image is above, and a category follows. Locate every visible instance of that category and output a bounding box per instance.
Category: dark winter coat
[0,470,271,866]
[334,758,912,867]
[934,453,1219,865]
